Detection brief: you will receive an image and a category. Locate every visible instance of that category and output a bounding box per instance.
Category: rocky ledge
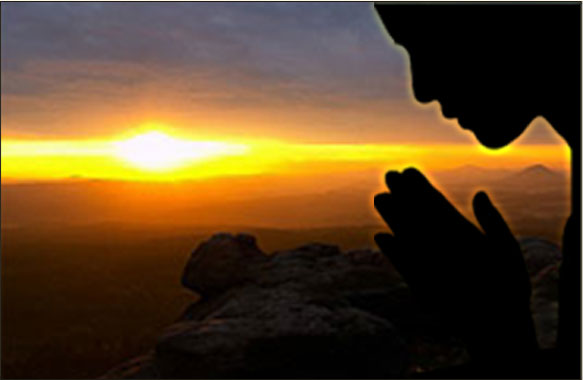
[104,233,560,378]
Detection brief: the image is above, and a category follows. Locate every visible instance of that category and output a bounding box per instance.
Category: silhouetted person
[373,3,580,378]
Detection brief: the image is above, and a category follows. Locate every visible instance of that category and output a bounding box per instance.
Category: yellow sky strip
[1,130,571,182]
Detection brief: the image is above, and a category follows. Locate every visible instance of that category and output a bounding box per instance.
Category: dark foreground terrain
[1,224,382,379]
[2,225,561,378]
[1,164,570,378]
[104,233,560,378]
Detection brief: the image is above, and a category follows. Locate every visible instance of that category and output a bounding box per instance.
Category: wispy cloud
[0,2,567,146]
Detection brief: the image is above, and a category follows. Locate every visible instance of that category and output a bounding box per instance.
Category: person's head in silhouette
[374,3,580,148]
[373,4,581,377]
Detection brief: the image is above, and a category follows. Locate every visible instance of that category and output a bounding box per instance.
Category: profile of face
[375,3,579,148]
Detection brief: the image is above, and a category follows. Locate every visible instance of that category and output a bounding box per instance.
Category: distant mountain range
[1,164,570,239]
[504,164,563,180]
[493,164,568,193]
[431,164,568,194]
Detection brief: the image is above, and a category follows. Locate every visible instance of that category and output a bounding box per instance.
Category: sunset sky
[1,2,570,182]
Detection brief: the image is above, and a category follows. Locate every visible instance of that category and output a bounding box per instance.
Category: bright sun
[114,131,247,170]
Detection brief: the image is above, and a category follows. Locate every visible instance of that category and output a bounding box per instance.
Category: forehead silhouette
[374,3,577,55]
[374,2,580,147]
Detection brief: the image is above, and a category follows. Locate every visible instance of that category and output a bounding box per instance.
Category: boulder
[106,234,563,378]
[520,237,561,349]
[520,237,562,278]
[156,294,407,378]
[181,233,267,297]
[102,354,158,379]
[531,263,560,349]
[109,234,410,378]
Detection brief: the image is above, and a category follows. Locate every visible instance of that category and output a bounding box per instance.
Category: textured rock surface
[105,234,561,378]
[181,233,266,297]
[520,238,561,349]
[521,237,562,278]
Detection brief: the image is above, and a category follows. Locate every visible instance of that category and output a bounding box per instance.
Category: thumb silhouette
[473,191,517,247]
[472,190,527,290]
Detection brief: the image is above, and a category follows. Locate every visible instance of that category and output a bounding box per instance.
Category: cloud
[0,3,566,147]
[2,3,405,82]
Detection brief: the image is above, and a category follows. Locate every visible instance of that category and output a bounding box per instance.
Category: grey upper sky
[1,2,561,144]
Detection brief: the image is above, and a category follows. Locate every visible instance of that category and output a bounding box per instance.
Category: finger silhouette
[472,191,513,242]
[384,169,434,232]
[374,193,407,235]
[384,171,403,195]
[398,168,467,234]
[473,190,531,299]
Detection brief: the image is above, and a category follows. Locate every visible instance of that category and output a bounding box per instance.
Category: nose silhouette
[408,53,437,104]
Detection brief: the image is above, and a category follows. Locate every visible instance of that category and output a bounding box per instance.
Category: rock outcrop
[105,234,561,378]
[181,233,267,297]
[521,238,561,349]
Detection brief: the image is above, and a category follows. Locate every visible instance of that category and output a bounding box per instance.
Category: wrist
[464,305,539,360]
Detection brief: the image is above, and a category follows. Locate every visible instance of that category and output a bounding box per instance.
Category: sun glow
[0,127,570,182]
[113,131,248,170]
